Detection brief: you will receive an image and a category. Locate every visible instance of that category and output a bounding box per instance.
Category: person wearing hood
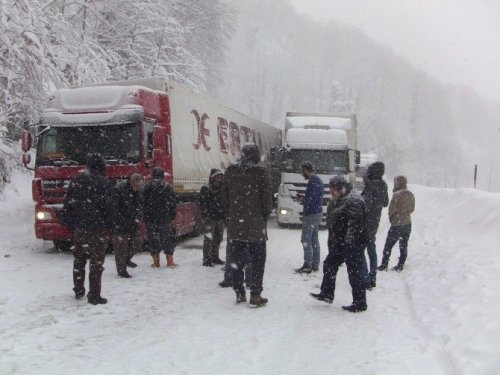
[378,176,415,272]
[109,173,144,278]
[310,176,369,312]
[361,162,389,287]
[61,153,112,305]
[222,143,273,306]
[143,167,178,268]
[200,169,226,267]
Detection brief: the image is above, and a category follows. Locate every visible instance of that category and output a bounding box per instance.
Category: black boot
[295,263,312,274]
[310,292,333,304]
[343,289,367,312]
[74,288,85,300]
[235,291,247,304]
[118,271,132,278]
[377,262,388,271]
[249,294,268,307]
[203,258,214,267]
[213,258,225,265]
[88,296,108,305]
[126,260,137,268]
[219,280,232,288]
[342,304,367,312]
[392,264,404,272]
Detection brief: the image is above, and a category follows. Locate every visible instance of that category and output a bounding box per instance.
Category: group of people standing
[297,161,415,312]
[61,154,178,305]
[61,146,415,311]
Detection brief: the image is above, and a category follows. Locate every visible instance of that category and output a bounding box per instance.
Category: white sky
[291,0,500,102]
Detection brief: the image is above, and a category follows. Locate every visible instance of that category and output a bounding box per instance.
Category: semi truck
[20,78,281,251]
[276,112,359,226]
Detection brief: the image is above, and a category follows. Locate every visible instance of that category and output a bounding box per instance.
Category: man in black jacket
[200,169,226,267]
[143,167,177,268]
[361,162,389,288]
[62,153,112,305]
[110,173,144,278]
[311,176,369,312]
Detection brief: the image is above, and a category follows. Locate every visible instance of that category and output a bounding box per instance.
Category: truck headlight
[280,208,292,215]
[36,211,53,221]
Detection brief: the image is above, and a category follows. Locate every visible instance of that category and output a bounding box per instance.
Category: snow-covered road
[1,172,499,374]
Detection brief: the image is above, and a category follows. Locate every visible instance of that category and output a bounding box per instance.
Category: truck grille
[41,178,124,203]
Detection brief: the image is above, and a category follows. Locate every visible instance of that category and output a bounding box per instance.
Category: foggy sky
[291,0,500,102]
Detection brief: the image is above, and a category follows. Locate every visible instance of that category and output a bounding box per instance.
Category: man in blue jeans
[295,162,324,274]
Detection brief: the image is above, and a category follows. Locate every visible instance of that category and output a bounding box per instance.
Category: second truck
[276,112,359,226]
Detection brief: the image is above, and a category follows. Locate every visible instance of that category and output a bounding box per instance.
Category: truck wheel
[53,240,72,252]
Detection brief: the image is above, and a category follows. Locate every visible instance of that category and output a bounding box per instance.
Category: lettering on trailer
[191,110,211,151]
[193,110,264,156]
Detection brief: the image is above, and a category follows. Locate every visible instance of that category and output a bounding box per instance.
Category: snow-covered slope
[0,172,498,374]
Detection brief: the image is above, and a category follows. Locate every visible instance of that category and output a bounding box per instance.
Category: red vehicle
[21,78,281,251]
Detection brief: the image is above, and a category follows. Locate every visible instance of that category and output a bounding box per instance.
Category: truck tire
[53,240,72,252]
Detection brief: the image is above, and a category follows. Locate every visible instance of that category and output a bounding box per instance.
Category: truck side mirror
[153,126,164,148]
[21,131,32,152]
[22,153,31,166]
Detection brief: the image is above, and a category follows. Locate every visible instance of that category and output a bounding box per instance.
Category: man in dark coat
[200,169,226,267]
[61,153,112,305]
[361,162,389,287]
[311,176,369,312]
[378,175,415,272]
[143,167,178,268]
[109,173,144,278]
[222,143,273,306]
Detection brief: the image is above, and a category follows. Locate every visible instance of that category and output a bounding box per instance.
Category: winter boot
[236,291,247,304]
[151,253,160,268]
[310,292,333,304]
[249,294,268,307]
[118,271,132,278]
[202,258,214,267]
[377,262,388,271]
[342,304,367,312]
[213,258,225,265]
[219,280,232,288]
[166,254,178,268]
[126,260,137,268]
[392,264,404,272]
[74,288,85,300]
[295,263,312,274]
[87,296,108,305]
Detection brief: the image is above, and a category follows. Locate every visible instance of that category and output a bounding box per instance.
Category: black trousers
[73,229,107,299]
[202,219,224,261]
[113,232,141,274]
[231,240,265,295]
[320,245,368,308]
[381,224,412,267]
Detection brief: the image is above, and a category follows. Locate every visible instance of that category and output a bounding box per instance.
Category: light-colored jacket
[388,176,415,226]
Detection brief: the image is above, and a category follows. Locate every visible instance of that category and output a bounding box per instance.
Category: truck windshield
[36,123,141,166]
[282,149,348,174]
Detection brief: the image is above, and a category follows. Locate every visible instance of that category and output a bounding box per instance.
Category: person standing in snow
[361,162,389,287]
[311,176,369,312]
[200,169,226,267]
[295,161,324,274]
[222,143,273,306]
[109,173,144,278]
[61,153,112,305]
[378,175,415,272]
[143,167,178,268]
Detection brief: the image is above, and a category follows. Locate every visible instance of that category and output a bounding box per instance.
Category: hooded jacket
[200,169,226,222]
[388,176,415,226]
[222,145,273,242]
[361,162,389,237]
[143,168,177,225]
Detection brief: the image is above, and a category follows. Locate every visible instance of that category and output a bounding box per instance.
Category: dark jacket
[222,158,273,242]
[361,162,389,237]
[109,180,143,234]
[303,174,324,216]
[61,170,113,231]
[143,179,177,225]
[200,171,226,222]
[326,184,367,252]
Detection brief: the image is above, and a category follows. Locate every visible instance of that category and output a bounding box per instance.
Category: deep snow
[0,170,499,374]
